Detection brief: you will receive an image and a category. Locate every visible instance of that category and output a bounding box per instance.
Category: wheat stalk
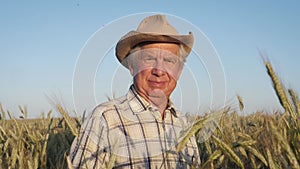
[265,148,276,169]
[269,121,300,168]
[245,145,268,166]
[211,135,244,169]
[289,89,300,116]
[56,105,78,137]
[265,61,296,119]
[237,95,244,112]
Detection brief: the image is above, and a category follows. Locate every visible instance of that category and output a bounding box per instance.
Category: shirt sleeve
[69,108,110,169]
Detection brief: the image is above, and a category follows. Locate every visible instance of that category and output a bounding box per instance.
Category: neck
[133,86,169,117]
[148,96,168,116]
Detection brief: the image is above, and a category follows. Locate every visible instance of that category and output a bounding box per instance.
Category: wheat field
[0,61,299,169]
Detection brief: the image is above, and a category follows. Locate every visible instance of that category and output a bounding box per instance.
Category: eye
[145,55,155,60]
[164,57,177,64]
[143,54,156,63]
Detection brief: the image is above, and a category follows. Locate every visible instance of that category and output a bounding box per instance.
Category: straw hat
[115,14,194,68]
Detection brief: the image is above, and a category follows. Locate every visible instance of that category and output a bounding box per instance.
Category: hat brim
[116,31,194,68]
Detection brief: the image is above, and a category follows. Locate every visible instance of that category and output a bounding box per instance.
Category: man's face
[128,43,184,101]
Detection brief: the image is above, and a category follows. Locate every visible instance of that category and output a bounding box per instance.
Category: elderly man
[69,14,200,168]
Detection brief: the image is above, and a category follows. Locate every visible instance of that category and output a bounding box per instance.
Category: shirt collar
[127,85,179,117]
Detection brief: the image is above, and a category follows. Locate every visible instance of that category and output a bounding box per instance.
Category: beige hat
[115,14,194,68]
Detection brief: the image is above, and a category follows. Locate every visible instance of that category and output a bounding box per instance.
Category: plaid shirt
[69,85,200,169]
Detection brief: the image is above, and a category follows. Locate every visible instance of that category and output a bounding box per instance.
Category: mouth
[148,80,167,88]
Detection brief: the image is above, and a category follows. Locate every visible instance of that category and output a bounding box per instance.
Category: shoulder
[78,95,127,132]
[81,95,128,125]
[92,95,128,117]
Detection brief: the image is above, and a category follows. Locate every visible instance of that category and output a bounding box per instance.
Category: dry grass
[0,61,299,168]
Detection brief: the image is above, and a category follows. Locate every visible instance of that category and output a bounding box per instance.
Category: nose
[151,60,166,76]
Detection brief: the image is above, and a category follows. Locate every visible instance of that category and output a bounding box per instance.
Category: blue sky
[1,1,299,118]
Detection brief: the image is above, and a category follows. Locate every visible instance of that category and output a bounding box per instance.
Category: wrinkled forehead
[137,48,180,59]
[139,42,180,55]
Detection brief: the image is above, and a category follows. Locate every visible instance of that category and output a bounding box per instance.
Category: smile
[148,80,167,87]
